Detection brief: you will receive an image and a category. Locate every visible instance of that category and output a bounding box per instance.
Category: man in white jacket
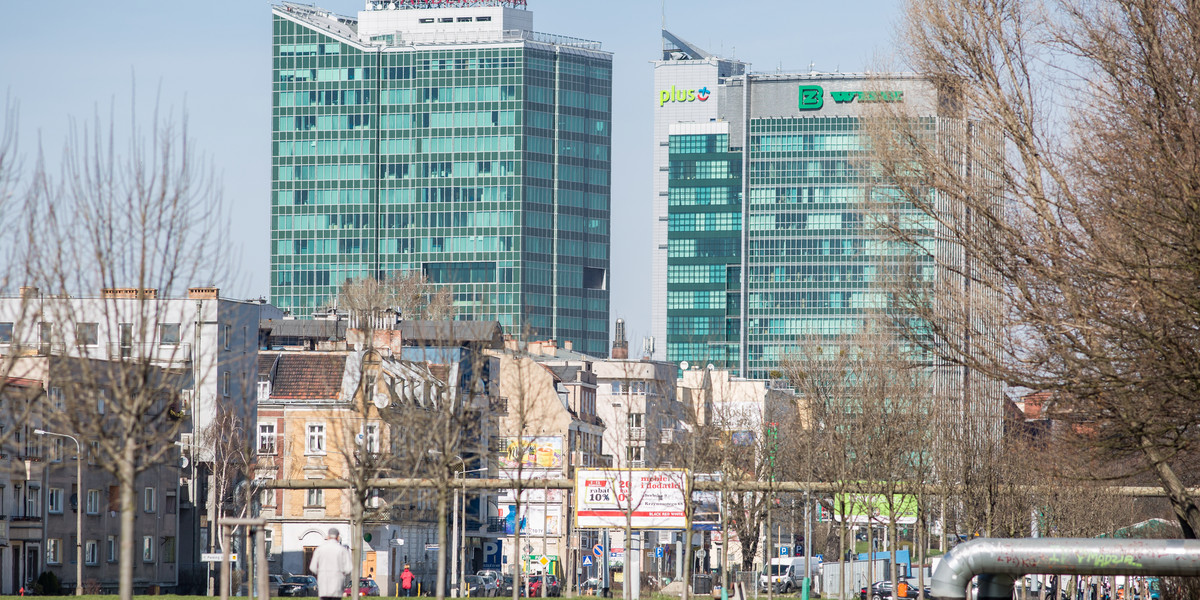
[310,528,352,600]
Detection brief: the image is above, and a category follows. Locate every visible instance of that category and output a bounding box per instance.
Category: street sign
[391,539,405,546]
[582,556,594,567]
[539,556,551,567]
[655,547,664,558]
[426,544,439,551]
[592,543,604,558]
[697,549,707,560]
[780,547,790,557]
[201,553,238,562]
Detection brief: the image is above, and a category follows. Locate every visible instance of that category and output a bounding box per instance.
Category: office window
[85,540,99,566]
[306,489,324,507]
[306,423,325,454]
[86,489,100,515]
[163,536,176,563]
[144,487,156,513]
[48,488,64,514]
[258,423,277,455]
[47,539,62,564]
[77,323,99,346]
[159,323,181,345]
[0,322,12,343]
[142,535,154,562]
[107,535,118,562]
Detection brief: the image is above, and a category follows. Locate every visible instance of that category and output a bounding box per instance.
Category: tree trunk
[438,489,448,600]
[838,499,847,600]
[352,500,364,600]
[889,514,899,595]
[1140,437,1200,538]
[119,445,136,600]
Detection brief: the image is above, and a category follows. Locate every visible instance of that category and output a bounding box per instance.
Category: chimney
[102,288,158,299]
[188,286,220,300]
[612,318,629,359]
[564,340,574,352]
[19,287,39,299]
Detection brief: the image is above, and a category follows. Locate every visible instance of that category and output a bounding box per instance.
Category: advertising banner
[498,436,563,470]
[575,469,687,529]
[833,492,918,525]
[692,473,721,531]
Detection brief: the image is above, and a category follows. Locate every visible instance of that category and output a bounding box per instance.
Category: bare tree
[866,0,1200,536]
[20,101,230,600]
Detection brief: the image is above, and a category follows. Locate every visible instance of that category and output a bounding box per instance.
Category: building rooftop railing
[382,28,602,50]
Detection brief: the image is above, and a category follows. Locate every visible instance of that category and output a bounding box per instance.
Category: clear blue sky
[0,0,902,344]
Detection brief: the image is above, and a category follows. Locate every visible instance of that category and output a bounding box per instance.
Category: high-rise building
[271,0,613,357]
[653,31,996,392]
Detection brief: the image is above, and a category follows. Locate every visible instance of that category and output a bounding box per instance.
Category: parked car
[464,575,499,597]
[861,581,921,600]
[527,575,560,597]
[345,578,381,597]
[268,575,285,597]
[281,575,318,597]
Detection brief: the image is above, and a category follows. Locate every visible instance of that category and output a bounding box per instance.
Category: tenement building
[270,0,613,357]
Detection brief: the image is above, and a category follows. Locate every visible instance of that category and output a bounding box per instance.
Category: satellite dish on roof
[679,361,690,371]
[707,363,716,370]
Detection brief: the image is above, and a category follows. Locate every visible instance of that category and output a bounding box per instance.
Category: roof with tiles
[260,352,348,400]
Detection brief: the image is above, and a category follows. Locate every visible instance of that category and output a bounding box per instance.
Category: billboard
[498,436,564,470]
[833,492,918,525]
[575,469,688,529]
[692,473,721,531]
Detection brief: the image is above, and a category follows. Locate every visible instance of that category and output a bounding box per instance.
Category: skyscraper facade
[271,0,612,356]
[654,32,993,388]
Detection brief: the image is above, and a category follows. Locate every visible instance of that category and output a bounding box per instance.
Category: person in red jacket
[401,565,416,597]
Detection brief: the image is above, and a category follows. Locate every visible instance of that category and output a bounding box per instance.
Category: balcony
[628,428,646,441]
[660,430,676,444]
[105,342,193,364]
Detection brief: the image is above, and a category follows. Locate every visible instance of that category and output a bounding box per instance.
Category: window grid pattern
[743,116,935,377]
[665,133,742,369]
[270,16,611,355]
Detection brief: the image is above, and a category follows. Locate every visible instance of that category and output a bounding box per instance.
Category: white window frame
[305,488,324,508]
[47,538,62,565]
[258,423,277,455]
[364,422,381,454]
[85,540,98,566]
[107,535,118,563]
[144,487,156,513]
[49,387,65,411]
[77,322,99,346]
[86,489,100,515]
[48,488,64,514]
[306,423,326,455]
[263,528,275,560]
[142,535,154,562]
[26,487,41,517]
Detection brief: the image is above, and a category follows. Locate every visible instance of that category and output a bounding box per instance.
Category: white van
[759,557,810,593]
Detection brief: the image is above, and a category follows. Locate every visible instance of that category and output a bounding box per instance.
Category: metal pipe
[931,538,1200,600]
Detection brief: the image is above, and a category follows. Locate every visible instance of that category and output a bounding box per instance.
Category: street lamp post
[456,466,488,595]
[34,429,83,597]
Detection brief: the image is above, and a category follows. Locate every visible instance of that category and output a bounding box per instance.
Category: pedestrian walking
[401,564,416,597]
[310,528,352,600]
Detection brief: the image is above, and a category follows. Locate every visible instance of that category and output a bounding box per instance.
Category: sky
[0,0,903,345]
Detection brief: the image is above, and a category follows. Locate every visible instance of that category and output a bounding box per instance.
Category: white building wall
[651,59,725,362]
[357,5,532,40]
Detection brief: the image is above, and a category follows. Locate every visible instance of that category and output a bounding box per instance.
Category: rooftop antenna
[808,61,817,74]
[661,0,666,30]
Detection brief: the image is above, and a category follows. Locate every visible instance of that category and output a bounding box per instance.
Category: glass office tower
[271,1,612,356]
[656,32,985,380]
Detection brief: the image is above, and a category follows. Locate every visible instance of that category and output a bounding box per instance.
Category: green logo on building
[799,85,824,110]
[798,85,905,111]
